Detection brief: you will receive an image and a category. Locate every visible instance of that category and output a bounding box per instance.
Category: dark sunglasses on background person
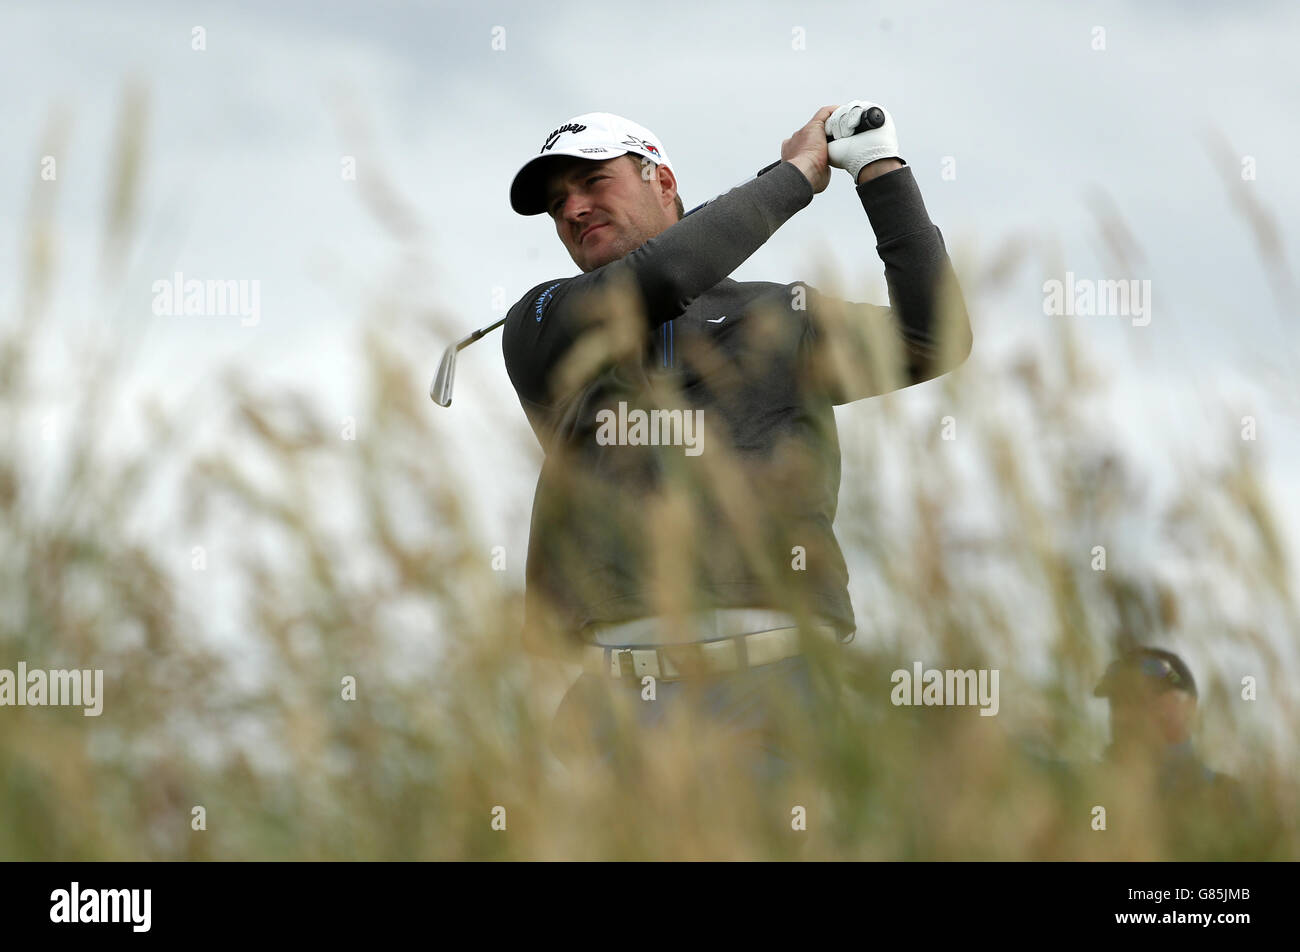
[1094,649,1198,699]
[1137,656,1187,690]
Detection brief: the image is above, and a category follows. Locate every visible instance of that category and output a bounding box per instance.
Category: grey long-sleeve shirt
[503,160,971,655]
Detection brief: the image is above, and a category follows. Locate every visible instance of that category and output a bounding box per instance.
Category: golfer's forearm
[588,159,813,323]
[856,166,972,381]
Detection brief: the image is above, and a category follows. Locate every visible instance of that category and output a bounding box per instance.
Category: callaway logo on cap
[510,112,674,216]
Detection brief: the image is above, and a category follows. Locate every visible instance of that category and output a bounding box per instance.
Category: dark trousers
[549,654,829,787]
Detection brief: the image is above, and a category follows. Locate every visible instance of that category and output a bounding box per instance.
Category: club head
[430,343,458,407]
[429,317,506,408]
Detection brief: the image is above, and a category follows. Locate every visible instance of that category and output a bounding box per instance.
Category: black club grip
[825,105,885,142]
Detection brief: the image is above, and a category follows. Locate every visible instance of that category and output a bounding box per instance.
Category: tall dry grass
[1,92,1296,860]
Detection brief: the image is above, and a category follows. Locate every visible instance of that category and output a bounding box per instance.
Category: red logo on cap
[621,135,661,158]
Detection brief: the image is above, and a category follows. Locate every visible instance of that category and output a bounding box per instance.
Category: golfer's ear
[654,163,678,207]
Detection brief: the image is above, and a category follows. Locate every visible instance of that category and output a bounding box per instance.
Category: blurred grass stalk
[0,92,1296,861]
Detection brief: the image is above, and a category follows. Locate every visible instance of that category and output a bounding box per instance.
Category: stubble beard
[581,224,641,272]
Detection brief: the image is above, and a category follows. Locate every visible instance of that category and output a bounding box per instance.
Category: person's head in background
[510,113,684,273]
[1095,648,1198,752]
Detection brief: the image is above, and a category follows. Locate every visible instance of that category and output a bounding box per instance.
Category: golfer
[502,103,972,781]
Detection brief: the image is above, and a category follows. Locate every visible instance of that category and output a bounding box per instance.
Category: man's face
[544,155,677,273]
[1109,686,1196,748]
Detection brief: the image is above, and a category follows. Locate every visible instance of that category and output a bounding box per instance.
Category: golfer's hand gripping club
[774,103,889,192]
[825,101,900,182]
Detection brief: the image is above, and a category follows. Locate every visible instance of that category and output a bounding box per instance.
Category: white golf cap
[510,112,674,216]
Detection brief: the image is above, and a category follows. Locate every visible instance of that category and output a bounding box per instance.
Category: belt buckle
[612,647,637,678]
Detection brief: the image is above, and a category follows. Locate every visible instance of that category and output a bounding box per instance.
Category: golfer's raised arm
[803,103,973,405]
[801,166,972,404]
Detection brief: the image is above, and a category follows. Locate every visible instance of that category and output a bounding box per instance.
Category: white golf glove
[825,101,902,182]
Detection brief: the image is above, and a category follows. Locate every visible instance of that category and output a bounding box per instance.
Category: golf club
[430,106,885,407]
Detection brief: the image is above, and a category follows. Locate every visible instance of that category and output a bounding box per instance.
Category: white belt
[581,623,841,681]
[588,608,828,647]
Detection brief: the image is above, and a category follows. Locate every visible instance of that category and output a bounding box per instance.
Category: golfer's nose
[559,192,594,227]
